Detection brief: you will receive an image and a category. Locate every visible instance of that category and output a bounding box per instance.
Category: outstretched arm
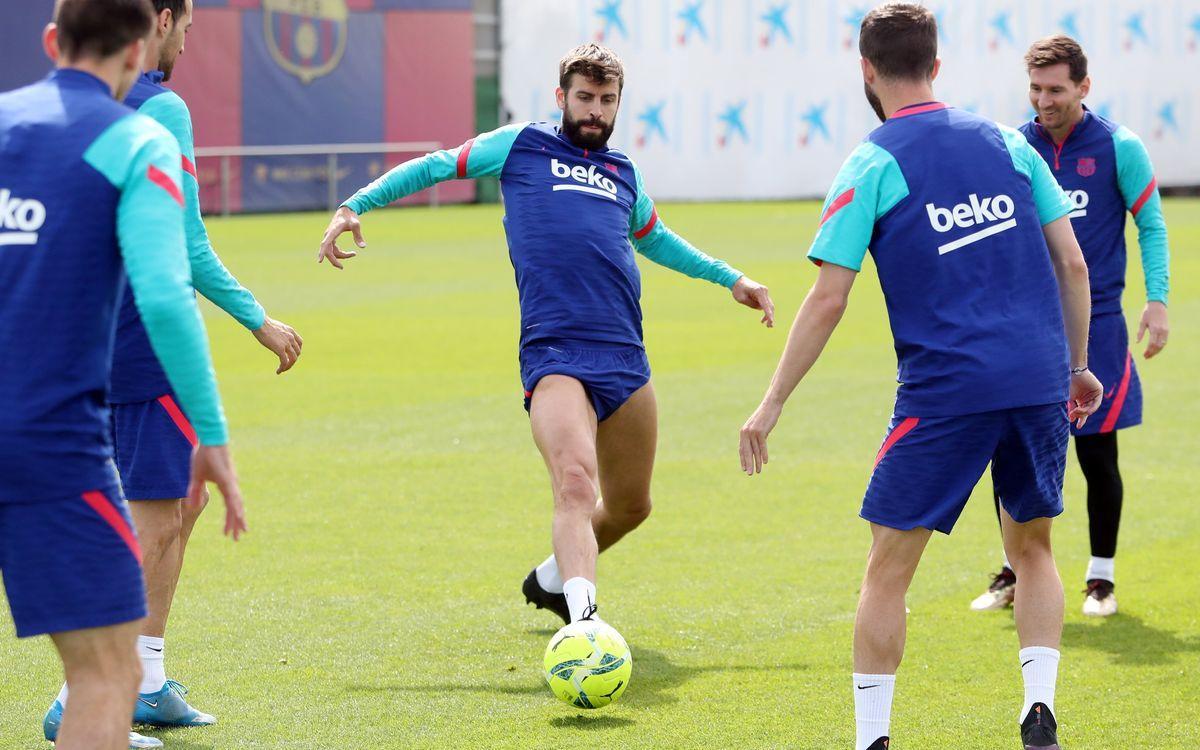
[1114,127,1170,358]
[629,164,774,325]
[139,93,302,374]
[739,263,855,474]
[320,123,528,269]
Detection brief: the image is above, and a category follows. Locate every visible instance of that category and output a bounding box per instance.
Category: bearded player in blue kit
[318,43,774,629]
[969,34,1170,619]
[738,5,1101,749]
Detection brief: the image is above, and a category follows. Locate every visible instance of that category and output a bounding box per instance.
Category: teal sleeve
[807,141,908,271]
[140,93,265,330]
[343,122,529,215]
[85,115,227,445]
[1113,126,1170,304]
[999,125,1074,225]
[628,163,742,287]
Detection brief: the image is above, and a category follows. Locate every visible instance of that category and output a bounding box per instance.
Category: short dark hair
[1025,34,1088,83]
[558,43,625,93]
[859,3,938,81]
[151,0,188,26]
[55,0,155,60]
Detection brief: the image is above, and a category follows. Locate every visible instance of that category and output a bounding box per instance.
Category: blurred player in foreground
[0,1,246,748]
[318,43,773,627]
[738,5,1101,749]
[40,1,300,739]
[970,33,1170,618]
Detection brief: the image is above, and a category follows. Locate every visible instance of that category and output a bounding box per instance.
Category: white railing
[192,141,443,216]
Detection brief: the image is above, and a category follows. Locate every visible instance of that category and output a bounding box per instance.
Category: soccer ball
[543,620,632,709]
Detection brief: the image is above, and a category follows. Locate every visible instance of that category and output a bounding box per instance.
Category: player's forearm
[762,289,846,408]
[634,224,742,287]
[342,151,457,215]
[1135,213,1170,304]
[186,183,265,329]
[1053,257,1091,369]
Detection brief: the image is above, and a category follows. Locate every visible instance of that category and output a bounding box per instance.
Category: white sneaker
[970,567,1017,611]
[1082,579,1118,617]
[129,731,164,749]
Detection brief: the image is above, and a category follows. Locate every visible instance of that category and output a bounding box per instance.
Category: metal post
[220,155,231,217]
[327,152,338,212]
[431,182,440,209]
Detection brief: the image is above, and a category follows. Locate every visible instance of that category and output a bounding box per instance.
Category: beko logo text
[550,159,617,200]
[0,189,46,246]
[1066,189,1088,219]
[925,193,1017,255]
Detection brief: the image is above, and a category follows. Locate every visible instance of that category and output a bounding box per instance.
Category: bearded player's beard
[562,110,616,150]
[864,81,887,123]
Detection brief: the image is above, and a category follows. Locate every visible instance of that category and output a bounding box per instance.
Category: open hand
[1067,369,1104,429]
[732,276,775,327]
[739,400,783,475]
[317,206,366,269]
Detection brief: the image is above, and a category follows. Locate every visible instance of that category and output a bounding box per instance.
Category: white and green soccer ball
[543,620,632,709]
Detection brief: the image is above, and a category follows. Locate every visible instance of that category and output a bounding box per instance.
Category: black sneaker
[1021,702,1059,749]
[866,737,890,750]
[522,570,570,625]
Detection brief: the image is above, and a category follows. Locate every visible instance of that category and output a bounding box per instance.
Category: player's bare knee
[555,463,597,514]
[613,494,652,529]
[180,488,209,528]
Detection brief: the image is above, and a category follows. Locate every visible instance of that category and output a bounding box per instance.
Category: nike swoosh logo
[138,698,159,708]
[1105,388,1115,399]
[1021,659,1035,668]
[147,647,163,653]
[856,684,880,690]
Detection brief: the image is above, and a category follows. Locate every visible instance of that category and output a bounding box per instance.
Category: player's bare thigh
[528,374,600,487]
[596,381,658,514]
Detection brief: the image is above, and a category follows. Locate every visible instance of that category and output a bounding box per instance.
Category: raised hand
[317,206,367,270]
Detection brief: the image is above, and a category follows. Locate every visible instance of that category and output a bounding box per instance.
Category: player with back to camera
[39,1,302,740]
[969,33,1170,619]
[0,1,246,748]
[318,43,774,629]
[737,5,1101,749]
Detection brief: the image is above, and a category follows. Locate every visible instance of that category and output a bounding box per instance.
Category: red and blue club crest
[264,0,348,85]
[1076,157,1096,177]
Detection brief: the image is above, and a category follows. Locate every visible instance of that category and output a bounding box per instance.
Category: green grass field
[1,198,1197,749]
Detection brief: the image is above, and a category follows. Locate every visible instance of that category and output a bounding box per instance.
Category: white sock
[853,673,895,750]
[55,682,68,707]
[535,555,564,594]
[1002,553,1013,572]
[562,577,597,622]
[1086,556,1115,583]
[138,635,167,694]
[1018,646,1059,722]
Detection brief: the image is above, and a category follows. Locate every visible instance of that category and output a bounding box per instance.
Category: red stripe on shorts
[1099,351,1133,434]
[157,395,199,447]
[81,491,143,565]
[873,417,919,470]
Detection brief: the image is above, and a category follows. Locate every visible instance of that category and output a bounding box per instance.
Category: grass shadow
[134,726,214,750]
[628,646,809,708]
[548,715,636,730]
[1063,613,1200,666]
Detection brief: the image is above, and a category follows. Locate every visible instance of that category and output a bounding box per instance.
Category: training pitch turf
[1,198,1196,749]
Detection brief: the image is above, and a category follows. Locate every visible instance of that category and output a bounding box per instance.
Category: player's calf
[51,621,144,750]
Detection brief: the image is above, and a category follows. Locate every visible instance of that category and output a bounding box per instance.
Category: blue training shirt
[1019,107,1169,315]
[809,102,1075,418]
[110,71,265,404]
[343,122,743,349]
[0,70,227,502]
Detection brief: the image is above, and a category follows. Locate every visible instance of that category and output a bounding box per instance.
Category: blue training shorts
[0,477,146,637]
[520,342,651,422]
[862,403,1069,534]
[111,393,197,501]
[1075,312,1141,437]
